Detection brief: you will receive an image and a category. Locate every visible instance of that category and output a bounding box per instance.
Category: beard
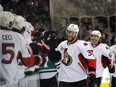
[67,35,77,44]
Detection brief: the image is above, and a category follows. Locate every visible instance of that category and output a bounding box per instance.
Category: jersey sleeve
[56,41,66,53]
[110,45,116,62]
[101,44,112,66]
[78,41,95,60]
[20,36,31,57]
[20,36,42,67]
[102,44,111,59]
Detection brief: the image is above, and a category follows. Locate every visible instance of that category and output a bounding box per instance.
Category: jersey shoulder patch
[83,42,88,46]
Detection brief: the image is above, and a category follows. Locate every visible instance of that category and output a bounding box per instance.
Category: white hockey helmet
[0,11,15,29]
[66,24,79,34]
[25,22,34,32]
[91,30,101,37]
[13,15,26,31]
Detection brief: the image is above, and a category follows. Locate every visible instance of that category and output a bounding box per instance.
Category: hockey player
[56,24,96,87]
[88,30,115,87]
[0,11,44,85]
[23,22,35,44]
[110,44,116,87]
[23,21,38,75]
[39,30,61,87]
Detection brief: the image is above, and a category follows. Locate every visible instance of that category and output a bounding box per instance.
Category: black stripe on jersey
[39,70,57,73]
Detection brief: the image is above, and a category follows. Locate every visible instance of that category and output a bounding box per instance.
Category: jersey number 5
[2,43,14,64]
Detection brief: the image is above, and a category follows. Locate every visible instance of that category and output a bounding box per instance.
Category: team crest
[62,49,73,66]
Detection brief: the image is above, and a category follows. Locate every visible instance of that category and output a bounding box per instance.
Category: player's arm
[101,44,115,73]
[81,42,96,74]
[86,49,96,78]
[80,42,96,87]
[29,40,50,55]
[20,40,47,67]
[86,52,96,87]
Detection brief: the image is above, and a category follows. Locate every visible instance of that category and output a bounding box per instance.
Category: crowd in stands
[1,0,115,46]
[1,0,51,31]
[0,1,116,87]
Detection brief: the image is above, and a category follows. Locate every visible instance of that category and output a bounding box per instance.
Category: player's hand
[108,64,115,73]
[87,73,96,87]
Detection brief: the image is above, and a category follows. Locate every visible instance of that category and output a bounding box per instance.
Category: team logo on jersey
[83,42,88,46]
[105,44,110,50]
[62,49,73,66]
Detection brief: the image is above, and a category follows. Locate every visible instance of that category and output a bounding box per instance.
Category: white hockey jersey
[0,30,32,85]
[110,45,116,77]
[23,31,32,44]
[56,40,96,82]
[89,42,111,78]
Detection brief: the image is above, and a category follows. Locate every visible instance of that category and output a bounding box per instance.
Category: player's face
[66,30,77,43]
[90,34,100,45]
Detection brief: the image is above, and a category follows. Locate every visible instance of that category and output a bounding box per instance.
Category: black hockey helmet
[40,30,59,47]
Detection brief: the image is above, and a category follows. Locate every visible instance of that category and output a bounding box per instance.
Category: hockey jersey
[88,42,111,78]
[56,40,96,82]
[110,45,116,77]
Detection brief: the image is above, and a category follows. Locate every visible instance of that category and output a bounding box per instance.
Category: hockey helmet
[91,30,101,37]
[66,24,79,34]
[12,15,26,32]
[0,11,15,29]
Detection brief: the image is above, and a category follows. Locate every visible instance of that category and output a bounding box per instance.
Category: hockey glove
[108,64,115,73]
[34,54,46,66]
[87,72,96,87]
[29,42,42,55]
